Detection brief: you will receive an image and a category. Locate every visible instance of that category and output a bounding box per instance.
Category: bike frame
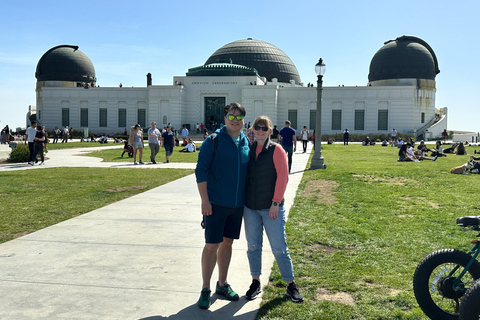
[451,239,480,292]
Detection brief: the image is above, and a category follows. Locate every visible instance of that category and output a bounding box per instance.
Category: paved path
[0,143,313,319]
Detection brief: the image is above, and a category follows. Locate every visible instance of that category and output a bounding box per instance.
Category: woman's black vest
[245,138,282,210]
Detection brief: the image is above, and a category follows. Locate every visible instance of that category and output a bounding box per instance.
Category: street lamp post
[310,58,326,169]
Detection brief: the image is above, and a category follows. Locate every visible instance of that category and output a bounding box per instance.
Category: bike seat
[456,216,480,227]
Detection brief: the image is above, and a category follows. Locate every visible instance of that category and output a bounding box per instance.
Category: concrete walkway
[0,143,313,319]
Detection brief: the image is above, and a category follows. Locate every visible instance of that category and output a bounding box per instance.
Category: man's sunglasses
[226,114,245,121]
[254,126,269,132]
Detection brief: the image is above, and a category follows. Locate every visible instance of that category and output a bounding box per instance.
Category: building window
[355,110,365,131]
[421,112,425,124]
[309,109,316,130]
[287,109,298,129]
[62,108,70,127]
[99,108,107,127]
[332,110,342,130]
[378,110,388,130]
[138,109,146,128]
[80,108,88,127]
[118,109,126,128]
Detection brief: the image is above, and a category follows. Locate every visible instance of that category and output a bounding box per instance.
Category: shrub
[8,143,30,163]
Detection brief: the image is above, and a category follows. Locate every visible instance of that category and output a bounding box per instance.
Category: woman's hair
[253,115,273,134]
[398,144,407,157]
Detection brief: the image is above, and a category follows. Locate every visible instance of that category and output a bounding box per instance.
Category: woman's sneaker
[286,282,304,303]
[246,279,261,300]
[197,288,211,309]
[215,281,239,300]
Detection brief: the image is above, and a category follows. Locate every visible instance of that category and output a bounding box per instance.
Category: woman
[398,144,414,161]
[455,142,466,155]
[243,115,304,303]
[431,141,446,157]
[129,124,144,165]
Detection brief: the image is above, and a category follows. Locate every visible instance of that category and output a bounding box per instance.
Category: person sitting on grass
[417,140,431,154]
[179,139,196,152]
[444,143,458,154]
[455,142,467,155]
[407,143,437,161]
[431,140,446,157]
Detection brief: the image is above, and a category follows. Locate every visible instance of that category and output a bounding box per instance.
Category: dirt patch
[307,243,342,255]
[304,180,339,204]
[14,231,29,239]
[429,202,440,209]
[398,214,414,218]
[352,174,413,186]
[315,287,355,305]
[106,185,148,192]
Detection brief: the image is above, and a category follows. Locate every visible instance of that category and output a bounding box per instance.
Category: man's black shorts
[204,204,243,243]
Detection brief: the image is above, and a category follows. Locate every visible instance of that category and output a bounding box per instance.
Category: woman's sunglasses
[254,126,269,132]
[226,114,245,121]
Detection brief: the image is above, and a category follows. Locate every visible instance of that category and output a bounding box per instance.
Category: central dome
[205,38,301,84]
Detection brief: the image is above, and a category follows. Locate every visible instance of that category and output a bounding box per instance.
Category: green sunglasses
[226,114,245,121]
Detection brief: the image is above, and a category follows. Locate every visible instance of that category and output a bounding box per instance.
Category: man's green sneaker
[197,288,211,309]
[215,281,239,301]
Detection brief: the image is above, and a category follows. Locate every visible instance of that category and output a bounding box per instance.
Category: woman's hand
[269,204,279,220]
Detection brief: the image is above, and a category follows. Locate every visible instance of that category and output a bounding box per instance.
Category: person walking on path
[243,115,304,303]
[300,126,309,152]
[161,125,175,163]
[147,122,161,164]
[279,120,297,173]
[62,126,69,143]
[182,126,189,140]
[194,102,250,309]
[33,124,46,165]
[25,121,37,165]
[343,128,350,145]
[53,126,60,144]
[442,129,448,143]
[130,124,144,165]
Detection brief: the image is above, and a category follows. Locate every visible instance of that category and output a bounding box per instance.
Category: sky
[1,0,479,132]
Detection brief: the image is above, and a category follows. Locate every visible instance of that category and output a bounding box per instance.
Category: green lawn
[47,141,123,150]
[83,145,200,163]
[0,168,192,244]
[257,143,480,320]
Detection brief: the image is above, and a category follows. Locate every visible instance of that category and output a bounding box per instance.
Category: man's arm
[197,182,212,216]
[293,134,297,152]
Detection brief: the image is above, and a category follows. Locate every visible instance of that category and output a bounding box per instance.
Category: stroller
[121,141,133,158]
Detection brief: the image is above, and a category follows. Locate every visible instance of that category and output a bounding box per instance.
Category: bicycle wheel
[459,279,480,320]
[413,249,480,320]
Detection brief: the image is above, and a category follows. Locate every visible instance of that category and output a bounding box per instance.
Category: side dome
[205,38,301,84]
[35,45,96,83]
[368,36,440,82]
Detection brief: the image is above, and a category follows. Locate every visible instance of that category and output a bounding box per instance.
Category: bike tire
[413,248,480,320]
[459,279,480,320]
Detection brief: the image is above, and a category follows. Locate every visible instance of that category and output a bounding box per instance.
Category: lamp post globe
[310,58,326,169]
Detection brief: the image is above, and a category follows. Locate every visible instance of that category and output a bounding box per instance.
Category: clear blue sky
[1,0,479,132]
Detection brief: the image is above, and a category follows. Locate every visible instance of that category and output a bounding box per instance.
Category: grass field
[2,141,479,319]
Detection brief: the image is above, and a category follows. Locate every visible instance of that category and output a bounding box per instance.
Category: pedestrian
[271,125,279,142]
[194,102,250,309]
[33,124,46,165]
[279,120,297,173]
[196,123,200,134]
[25,121,37,165]
[343,128,350,145]
[247,125,255,146]
[182,126,189,140]
[130,124,144,165]
[53,126,60,143]
[300,126,309,152]
[147,121,161,164]
[161,125,175,163]
[442,129,448,143]
[243,115,304,302]
[62,126,69,143]
[391,128,397,146]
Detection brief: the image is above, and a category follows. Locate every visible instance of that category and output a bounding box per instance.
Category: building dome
[205,38,301,84]
[368,36,440,83]
[35,45,96,84]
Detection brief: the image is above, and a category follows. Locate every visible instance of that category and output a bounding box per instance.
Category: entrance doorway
[204,97,226,132]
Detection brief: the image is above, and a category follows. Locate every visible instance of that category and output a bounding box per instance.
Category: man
[182,126,189,140]
[279,120,297,173]
[343,128,349,146]
[271,125,279,142]
[195,102,250,309]
[391,128,397,146]
[62,126,69,143]
[25,121,37,165]
[161,125,175,163]
[196,123,200,134]
[147,121,161,164]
